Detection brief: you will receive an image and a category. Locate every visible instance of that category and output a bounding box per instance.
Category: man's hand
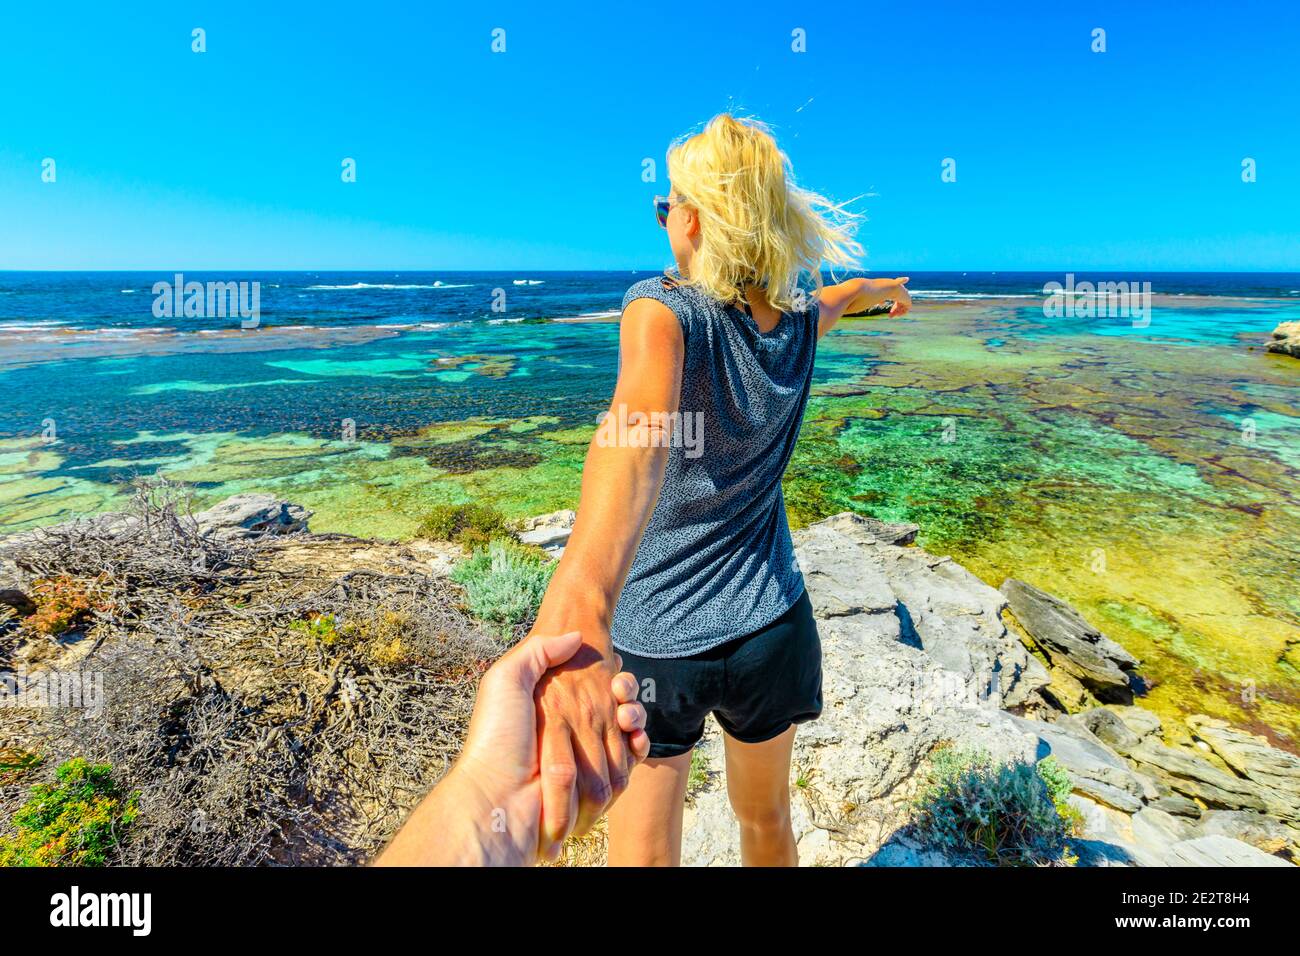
[375,630,648,867]
[531,620,634,861]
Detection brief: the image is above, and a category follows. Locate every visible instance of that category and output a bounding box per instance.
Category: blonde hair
[666,113,862,313]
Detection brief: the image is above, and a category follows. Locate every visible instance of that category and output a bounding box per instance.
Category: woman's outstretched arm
[817,276,912,338]
[527,296,684,861]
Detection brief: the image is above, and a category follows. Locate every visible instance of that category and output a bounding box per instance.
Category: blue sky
[1,0,1297,271]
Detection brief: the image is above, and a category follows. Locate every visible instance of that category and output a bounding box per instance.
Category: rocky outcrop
[1127,739,1269,813]
[12,498,1294,868]
[1266,321,1300,358]
[800,516,1048,709]
[1000,578,1140,702]
[1165,835,1293,867]
[666,513,1296,867]
[1185,715,1300,823]
[517,509,575,557]
[191,493,311,539]
[1198,810,1299,856]
[680,514,1048,866]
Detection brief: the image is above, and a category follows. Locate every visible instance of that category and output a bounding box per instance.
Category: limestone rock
[517,509,575,555]
[1128,740,1268,812]
[1196,810,1298,857]
[1147,790,1205,819]
[859,831,971,867]
[1068,794,1169,867]
[1130,805,1194,852]
[1042,665,1093,713]
[1185,714,1300,823]
[793,525,896,617]
[1000,578,1139,702]
[841,531,1047,709]
[1265,320,1300,358]
[192,494,311,539]
[1105,704,1164,743]
[679,516,1044,866]
[1165,834,1292,867]
[1076,706,1144,754]
[809,510,919,546]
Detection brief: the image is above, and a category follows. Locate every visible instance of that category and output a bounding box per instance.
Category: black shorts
[617,590,823,759]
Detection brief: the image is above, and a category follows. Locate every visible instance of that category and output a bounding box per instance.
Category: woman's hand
[881,276,912,316]
[817,276,912,337]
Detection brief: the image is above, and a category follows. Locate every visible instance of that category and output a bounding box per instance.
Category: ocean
[2,270,1298,334]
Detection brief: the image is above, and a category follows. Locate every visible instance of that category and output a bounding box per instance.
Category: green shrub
[0,758,138,867]
[289,612,340,644]
[451,539,554,632]
[910,745,1079,866]
[687,749,711,796]
[415,503,513,547]
[1037,754,1086,833]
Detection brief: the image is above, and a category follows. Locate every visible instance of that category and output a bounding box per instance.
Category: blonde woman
[526,114,911,866]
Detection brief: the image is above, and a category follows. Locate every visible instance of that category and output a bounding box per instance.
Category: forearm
[374,765,528,867]
[840,278,897,314]
[819,278,906,338]
[533,430,670,638]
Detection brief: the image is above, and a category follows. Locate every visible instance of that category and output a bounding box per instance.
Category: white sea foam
[512,279,545,285]
[909,291,1038,300]
[0,320,69,331]
[305,281,472,291]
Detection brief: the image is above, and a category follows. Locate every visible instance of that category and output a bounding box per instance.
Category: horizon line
[3,268,1300,275]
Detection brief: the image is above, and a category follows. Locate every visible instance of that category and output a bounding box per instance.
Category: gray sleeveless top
[609,274,816,658]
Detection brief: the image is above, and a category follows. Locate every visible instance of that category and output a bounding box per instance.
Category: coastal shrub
[910,745,1079,866]
[451,539,555,633]
[1037,755,1086,832]
[24,575,107,636]
[688,749,711,797]
[415,502,514,549]
[0,758,138,867]
[0,750,43,786]
[6,478,501,866]
[289,612,341,645]
[288,609,459,670]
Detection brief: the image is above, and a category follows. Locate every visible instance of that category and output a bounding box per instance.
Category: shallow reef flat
[1,293,1297,748]
[792,301,1300,749]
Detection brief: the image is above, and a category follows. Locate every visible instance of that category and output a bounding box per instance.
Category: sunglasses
[653,195,678,228]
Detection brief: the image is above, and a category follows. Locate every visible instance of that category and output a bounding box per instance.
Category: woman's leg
[606,749,692,866]
[722,725,798,866]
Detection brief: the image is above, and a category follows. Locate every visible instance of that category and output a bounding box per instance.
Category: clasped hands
[376,626,645,866]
